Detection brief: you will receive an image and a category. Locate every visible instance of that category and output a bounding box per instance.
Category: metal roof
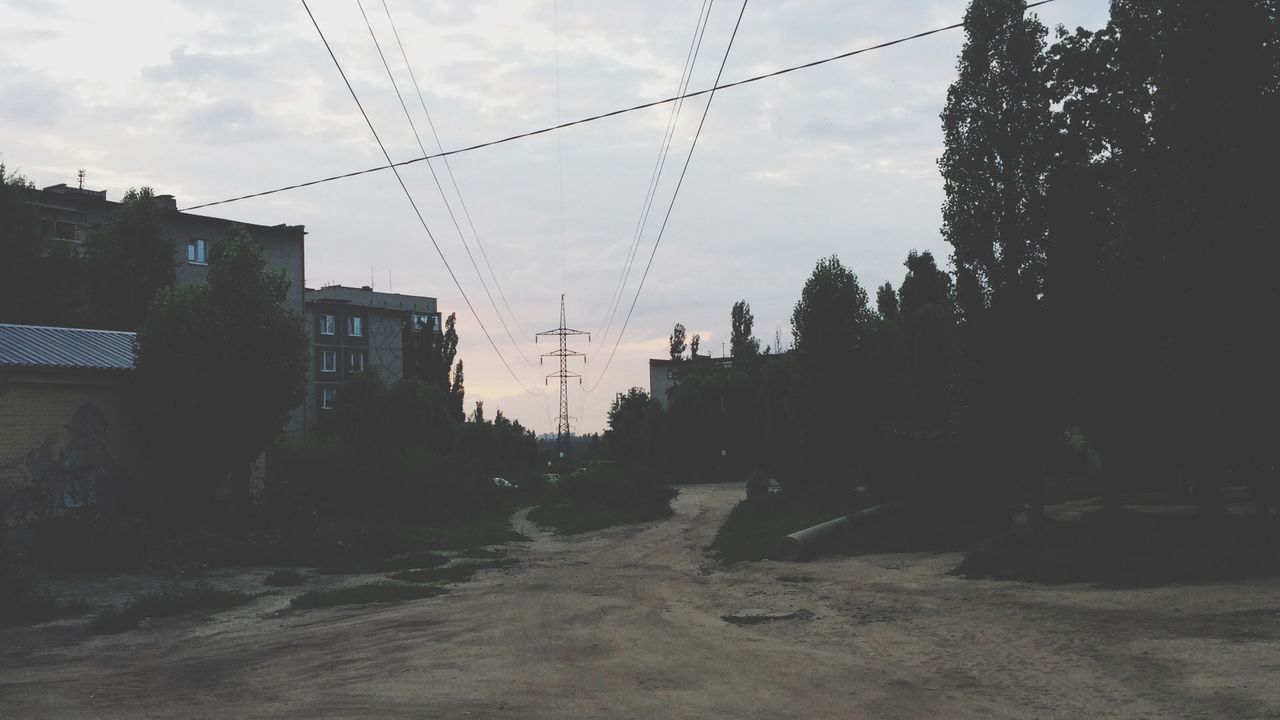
[0,323,135,371]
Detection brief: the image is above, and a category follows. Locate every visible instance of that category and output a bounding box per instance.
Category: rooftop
[0,323,135,371]
[306,285,437,314]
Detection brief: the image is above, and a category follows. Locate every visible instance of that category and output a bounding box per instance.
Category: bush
[529,463,678,534]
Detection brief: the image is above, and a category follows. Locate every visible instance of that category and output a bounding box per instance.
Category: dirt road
[3,483,1279,719]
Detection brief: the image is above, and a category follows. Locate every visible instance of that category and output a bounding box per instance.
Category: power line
[588,0,748,392]
[179,0,1059,213]
[379,0,532,342]
[356,0,536,368]
[594,0,713,349]
[299,0,534,395]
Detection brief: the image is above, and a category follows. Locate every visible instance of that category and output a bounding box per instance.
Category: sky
[0,0,1110,434]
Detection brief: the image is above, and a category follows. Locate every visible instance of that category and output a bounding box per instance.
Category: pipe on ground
[772,503,893,561]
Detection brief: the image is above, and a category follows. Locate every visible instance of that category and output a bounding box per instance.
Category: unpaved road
[4,483,1280,719]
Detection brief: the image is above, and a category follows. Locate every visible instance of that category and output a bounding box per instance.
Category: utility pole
[536,294,589,459]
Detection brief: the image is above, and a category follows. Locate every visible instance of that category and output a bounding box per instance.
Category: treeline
[605,0,1279,522]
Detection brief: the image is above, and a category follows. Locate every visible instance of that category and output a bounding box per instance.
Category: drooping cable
[379,0,532,341]
[355,0,536,368]
[300,0,535,395]
[593,0,713,350]
[180,0,1060,212]
[587,0,748,392]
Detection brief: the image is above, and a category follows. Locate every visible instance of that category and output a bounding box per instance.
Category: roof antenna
[77,169,86,189]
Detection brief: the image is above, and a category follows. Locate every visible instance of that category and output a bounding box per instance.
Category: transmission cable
[588,0,747,392]
[379,0,532,341]
[593,0,713,350]
[355,0,536,368]
[180,0,1059,212]
[300,0,535,395]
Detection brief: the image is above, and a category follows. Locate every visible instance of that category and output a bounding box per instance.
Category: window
[187,239,208,264]
[319,314,336,336]
[347,315,363,337]
[321,387,336,410]
[413,312,430,329]
[320,350,337,373]
[348,351,365,373]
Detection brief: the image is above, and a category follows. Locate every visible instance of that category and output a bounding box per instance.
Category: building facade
[27,182,308,433]
[304,285,440,428]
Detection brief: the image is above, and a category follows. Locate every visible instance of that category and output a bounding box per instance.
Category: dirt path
[4,483,1280,719]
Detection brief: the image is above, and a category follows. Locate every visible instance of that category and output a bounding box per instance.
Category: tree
[730,300,760,358]
[0,165,40,322]
[690,333,701,358]
[0,165,88,326]
[875,283,899,324]
[134,228,307,516]
[449,359,465,422]
[790,256,877,499]
[85,187,176,330]
[940,0,1055,523]
[669,323,687,361]
[605,387,657,465]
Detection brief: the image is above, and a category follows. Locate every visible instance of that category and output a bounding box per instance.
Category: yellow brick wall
[0,373,140,522]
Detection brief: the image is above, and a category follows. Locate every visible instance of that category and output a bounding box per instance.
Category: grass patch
[86,582,253,635]
[264,569,308,586]
[954,510,1280,587]
[316,549,449,575]
[456,547,506,559]
[1,551,93,628]
[389,558,520,584]
[290,581,448,610]
[1,590,92,629]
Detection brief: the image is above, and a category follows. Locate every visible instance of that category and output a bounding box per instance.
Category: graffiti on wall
[0,403,121,524]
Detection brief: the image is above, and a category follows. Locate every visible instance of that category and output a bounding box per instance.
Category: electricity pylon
[536,294,589,458]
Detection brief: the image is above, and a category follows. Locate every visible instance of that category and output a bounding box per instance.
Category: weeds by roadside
[86,581,253,635]
[264,569,308,586]
[289,581,447,610]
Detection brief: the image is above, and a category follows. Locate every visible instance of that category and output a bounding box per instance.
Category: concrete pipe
[772,503,893,561]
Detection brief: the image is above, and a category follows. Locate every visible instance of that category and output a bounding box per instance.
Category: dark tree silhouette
[941,0,1056,524]
[85,187,176,330]
[669,323,688,361]
[730,300,760,358]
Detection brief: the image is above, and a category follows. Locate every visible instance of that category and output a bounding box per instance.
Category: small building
[304,285,440,425]
[0,323,139,525]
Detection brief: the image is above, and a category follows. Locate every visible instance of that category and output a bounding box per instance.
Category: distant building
[648,355,733,408]
[26,182,308,433]
[304,285,440,426]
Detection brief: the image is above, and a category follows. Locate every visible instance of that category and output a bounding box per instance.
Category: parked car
[541,473,561,487]
[492,477,514,489]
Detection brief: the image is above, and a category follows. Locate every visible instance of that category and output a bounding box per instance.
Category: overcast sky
[1,0,1110,434]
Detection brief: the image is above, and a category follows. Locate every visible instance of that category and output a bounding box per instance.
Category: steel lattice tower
[536,294,589,457]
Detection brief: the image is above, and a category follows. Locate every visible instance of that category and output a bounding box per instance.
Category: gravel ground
[2,483,1279,719]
